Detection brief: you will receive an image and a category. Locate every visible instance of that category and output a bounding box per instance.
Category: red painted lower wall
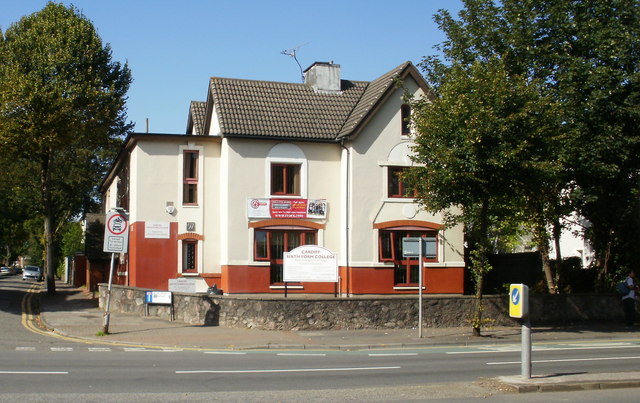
[222,265,464,294]
[128,221,178,290]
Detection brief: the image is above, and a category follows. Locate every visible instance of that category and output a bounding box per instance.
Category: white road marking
[176,366,401,374]
[0,371,68,375]
[277,353,327,357]
[50,347,73,352]
[448,343,640,354]
[487,355,640,365]
[368,353,418,357]
[88,347,112,352]
[204,351,247,355]
[16,347,36,351]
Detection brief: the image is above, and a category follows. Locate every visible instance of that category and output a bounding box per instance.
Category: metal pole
[418,241,423,338]
[102,252,116,334]
[521,317,531,379]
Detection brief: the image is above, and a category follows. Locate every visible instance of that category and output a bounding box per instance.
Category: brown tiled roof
[189,101,206,135]
[197,61,423,141]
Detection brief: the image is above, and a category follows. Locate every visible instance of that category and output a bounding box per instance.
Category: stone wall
[98,284,625,330]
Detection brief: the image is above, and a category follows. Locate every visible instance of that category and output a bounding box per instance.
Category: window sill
[383,198,416,203]
[180,272,200,276]
[269,285,304,290]
[393,286,426,290]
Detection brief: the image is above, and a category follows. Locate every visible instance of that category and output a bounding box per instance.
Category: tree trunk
[472,199,490,337]
[472,270,484,337]
[539,239,556,294]
[41,150,56,296]
[552,219,562,291]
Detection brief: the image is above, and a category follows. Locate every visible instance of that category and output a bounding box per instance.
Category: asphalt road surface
[1,276,639,402]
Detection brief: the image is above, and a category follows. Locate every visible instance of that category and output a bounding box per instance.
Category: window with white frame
[266,143,307,198]
[182,239,197,273]
[183,150,198,205]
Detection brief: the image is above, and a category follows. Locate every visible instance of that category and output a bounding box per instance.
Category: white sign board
[168,278,197,293]
[145,291,172,304]
[103,211,129,253]
[145,221,170,239]
[283,246,338,283]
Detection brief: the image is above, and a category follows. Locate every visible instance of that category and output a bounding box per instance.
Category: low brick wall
[98,284,625,330]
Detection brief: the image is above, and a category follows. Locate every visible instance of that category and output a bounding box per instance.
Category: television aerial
[281,42,309,83]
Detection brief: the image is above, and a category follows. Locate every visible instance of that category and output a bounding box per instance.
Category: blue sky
[1,0,462,134]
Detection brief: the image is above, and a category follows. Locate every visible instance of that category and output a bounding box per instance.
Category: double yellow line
[21,282,57,337]
[18,283,205,350]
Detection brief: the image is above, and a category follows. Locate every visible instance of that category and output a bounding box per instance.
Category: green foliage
[0,2,132,292]
[59,221,84,257]
[410,0,640,296]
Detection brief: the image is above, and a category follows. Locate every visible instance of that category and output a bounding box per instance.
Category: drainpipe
[340,140,351,297]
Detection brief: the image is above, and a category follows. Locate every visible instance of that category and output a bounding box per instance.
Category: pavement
[33,281,640,393]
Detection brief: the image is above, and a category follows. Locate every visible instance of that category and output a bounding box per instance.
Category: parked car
[22,266,43,281]
[1,266,15,276]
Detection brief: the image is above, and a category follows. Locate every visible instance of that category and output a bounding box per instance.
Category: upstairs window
[388,166,413,198]
[183,151,198,205]
[401,104,411,136]
[271,163,301,196]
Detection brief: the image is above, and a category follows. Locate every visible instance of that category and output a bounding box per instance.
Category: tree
[412,0,640,296]
[407,55,558,335]
[0,2,131,294]
[537,0,640,284]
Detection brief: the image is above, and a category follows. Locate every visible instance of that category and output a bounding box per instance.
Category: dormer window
[401,104,411,136]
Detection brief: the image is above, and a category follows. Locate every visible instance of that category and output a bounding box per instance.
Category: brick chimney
[303,61,341,93]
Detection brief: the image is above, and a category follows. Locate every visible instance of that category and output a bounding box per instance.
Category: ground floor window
[254,229,317,283]
[182,240,197,273]
[379,229,437,286]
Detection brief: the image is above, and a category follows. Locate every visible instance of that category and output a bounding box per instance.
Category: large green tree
[539,0,640,284]
[411,0,640,296]
[0,2,131,294]
[407,56,558,335]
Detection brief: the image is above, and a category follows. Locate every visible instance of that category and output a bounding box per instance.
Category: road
[1,275,639,401]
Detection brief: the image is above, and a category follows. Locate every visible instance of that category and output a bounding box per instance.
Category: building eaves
[100,132,219,193]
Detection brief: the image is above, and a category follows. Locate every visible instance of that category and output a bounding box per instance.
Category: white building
[101,61,466,295]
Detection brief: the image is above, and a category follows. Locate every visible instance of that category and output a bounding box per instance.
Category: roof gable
[187,101,206,135]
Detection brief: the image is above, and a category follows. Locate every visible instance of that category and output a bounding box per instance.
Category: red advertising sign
[270,199,307,218]
[247,198,327,219]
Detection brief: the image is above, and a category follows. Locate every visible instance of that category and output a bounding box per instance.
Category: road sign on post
[103,211,129,253]
[102,209,128,334]
[402,237,437,338]
[509,283,531,379]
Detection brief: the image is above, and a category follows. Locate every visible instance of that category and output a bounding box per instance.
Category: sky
[1,0,463,134]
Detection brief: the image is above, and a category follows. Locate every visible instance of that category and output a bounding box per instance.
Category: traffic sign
[402,237,437,259]
[103,211,129,253]
[509,283,529,318]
